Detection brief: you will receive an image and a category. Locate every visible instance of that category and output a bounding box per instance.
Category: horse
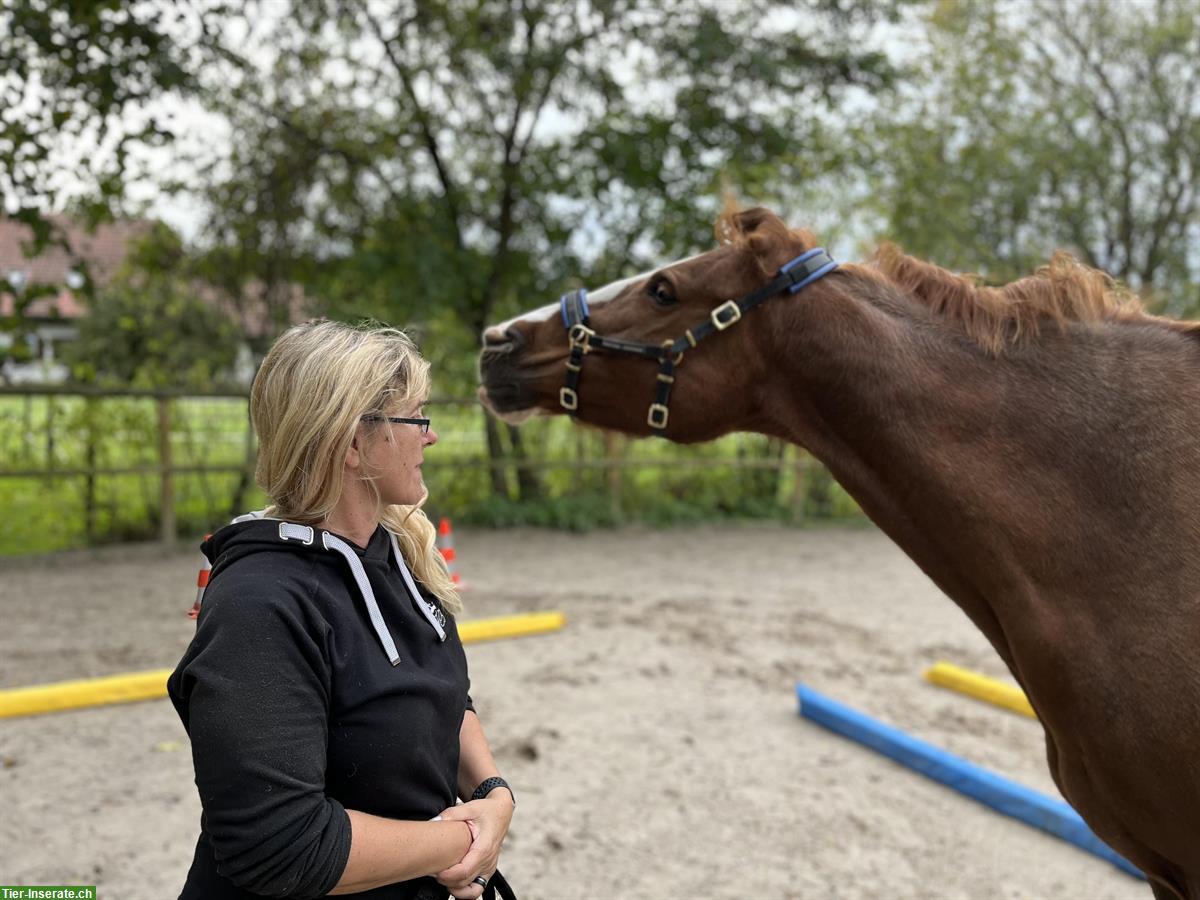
[477,206,1200,900]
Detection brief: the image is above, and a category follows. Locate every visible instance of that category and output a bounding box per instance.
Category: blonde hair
[250,318,460,614]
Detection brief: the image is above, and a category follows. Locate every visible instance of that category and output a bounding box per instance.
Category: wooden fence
[0,385,832,551]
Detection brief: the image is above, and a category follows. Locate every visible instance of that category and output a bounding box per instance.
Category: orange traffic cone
[437,517,466,590]
[189,536,213,619]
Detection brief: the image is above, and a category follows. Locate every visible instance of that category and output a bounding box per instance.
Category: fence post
[84,397,98,541]
[158,395,175,545]
[604,431,623,520]
[22,393,33,461]
[44,395,55,474]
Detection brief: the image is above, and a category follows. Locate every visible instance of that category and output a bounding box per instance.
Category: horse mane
[712,204,1176,354]
[872,245,1152,355]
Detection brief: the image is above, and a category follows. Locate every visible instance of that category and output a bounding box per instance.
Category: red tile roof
[0,215,311,334]
[0,216,153,287]
[0,216,154,320]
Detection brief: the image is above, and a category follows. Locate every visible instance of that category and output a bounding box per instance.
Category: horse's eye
[647,280,676,307]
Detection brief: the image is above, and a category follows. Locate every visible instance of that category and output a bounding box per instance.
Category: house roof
[0,216,154,319]
[0,215,311,336]
[0,216,153,286]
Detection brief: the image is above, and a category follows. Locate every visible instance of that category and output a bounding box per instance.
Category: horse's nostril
[482,325,523,353]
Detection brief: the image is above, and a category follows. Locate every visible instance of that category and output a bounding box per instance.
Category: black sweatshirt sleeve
[171,563,352,898]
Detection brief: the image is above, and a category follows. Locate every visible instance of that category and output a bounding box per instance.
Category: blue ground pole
[796,684,1143,880]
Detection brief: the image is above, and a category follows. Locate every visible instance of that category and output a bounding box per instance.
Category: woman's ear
[344,429,363,471]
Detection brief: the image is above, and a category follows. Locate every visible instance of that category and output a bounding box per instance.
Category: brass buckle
[568,323,595,352]
[560,386,579,411]
[647,403,669,429]
[660,339,684,365]
[710,300,741,331]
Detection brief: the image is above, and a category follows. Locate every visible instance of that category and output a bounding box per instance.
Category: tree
[0,0,198,372]
[64,224,241,389]
[186,0,898,496]
[0,0,194,246]
[862,0,1200,313]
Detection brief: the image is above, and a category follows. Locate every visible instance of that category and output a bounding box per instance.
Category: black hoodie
[168,518,472,899]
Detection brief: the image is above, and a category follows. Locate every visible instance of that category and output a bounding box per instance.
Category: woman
[169,319,514,899]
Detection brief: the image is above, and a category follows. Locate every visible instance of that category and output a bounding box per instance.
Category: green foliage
[0,0,192,241]
[184,1,897,369]
[63,225,242,389]
[863,0,1200,313]
[157,0,902,506]
[458,495,623,531]
[0,0,200,374]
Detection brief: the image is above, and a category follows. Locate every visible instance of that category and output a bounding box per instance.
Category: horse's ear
[715,206,786,245]
[732,207,778,234]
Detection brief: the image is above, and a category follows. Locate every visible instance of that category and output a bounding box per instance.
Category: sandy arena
[0,524,1146,899]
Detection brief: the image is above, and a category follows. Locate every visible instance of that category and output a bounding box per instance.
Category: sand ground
[0,524,1147,899]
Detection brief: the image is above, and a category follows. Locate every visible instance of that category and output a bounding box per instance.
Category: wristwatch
[471,776,515,806]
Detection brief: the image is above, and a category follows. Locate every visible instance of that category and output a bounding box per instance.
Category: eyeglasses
[362,415,431,434]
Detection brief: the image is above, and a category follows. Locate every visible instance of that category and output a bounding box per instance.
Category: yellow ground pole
[458,610,565,644]
[925,661,1037,719]
[0,610,567,720]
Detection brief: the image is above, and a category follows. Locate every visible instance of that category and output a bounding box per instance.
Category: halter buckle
[647,403,669,430]
[560,386,579,411]
[710,300,742,330]
[568,323,595,352]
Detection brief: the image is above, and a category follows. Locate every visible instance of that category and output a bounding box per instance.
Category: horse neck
[755,279,1200,672]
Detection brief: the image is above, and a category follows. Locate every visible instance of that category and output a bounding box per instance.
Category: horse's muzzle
[478,337,534,414]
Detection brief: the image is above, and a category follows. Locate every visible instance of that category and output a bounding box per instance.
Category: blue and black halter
[558,247,838,434]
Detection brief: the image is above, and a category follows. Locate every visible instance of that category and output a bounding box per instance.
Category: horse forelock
[872,244,1149,354]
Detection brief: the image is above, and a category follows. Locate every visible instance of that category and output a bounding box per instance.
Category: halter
[558,248,838,433]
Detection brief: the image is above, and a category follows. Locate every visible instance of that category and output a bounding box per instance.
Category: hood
[194,513,447,666]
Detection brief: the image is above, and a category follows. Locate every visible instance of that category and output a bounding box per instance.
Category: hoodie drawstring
[322,531,403,666]
[388,533,448,642]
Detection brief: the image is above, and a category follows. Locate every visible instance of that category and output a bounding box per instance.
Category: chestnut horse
[478,207,1200,900]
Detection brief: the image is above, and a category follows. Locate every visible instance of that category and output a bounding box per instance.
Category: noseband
[558,248,838,433]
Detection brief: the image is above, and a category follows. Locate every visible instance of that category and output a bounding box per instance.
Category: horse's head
[479,207,835,442]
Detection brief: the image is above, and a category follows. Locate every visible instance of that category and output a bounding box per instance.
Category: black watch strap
[471,776,515,805]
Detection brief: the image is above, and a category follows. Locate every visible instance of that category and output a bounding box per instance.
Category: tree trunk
[807,463,834,518]
[766,437,786,506]
[484,416,510,498]
[509,424,542,501]
[790,448,809,522]
[604,431,623,521]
